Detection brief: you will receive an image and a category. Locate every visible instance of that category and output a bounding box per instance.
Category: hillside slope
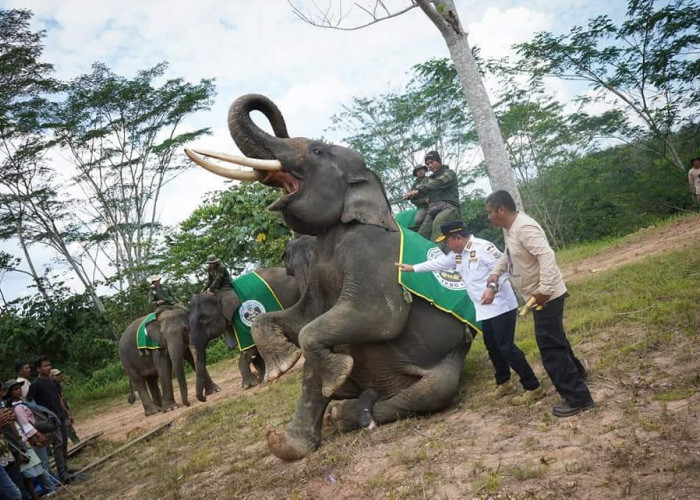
[65,214,700,500]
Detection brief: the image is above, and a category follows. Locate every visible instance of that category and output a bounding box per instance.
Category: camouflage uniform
[203,264,234,293]
[409,176,430,230]
[151,284,179,315]
[415,164,461,242]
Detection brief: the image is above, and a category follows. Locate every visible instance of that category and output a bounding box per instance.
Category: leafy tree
[160,183,291,285]
[331,59,478,207]
[515,0,700,179]
[51,62,216,292]
[0,9,58,303]
[289,0,523,207]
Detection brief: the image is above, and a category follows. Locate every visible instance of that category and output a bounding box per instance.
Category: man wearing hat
[688,156,700,204]
[407,165,430,230]
[396,220,544,404]
[202,255,234,295]
[148,275,179,315]
[402,151,460,242]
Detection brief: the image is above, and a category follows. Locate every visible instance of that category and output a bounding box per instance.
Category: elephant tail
[127,381,136,405]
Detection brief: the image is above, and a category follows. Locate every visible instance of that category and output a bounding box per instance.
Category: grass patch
[654,388,695,402]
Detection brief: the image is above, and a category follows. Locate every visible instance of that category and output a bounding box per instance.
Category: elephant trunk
[228,94,291,161]
[193,342,208,402]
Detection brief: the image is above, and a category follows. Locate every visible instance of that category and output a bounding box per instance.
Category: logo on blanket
[427,247,465,291]
[238,299,266,327]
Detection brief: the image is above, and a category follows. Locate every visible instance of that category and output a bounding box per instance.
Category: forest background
[0,1,698,404]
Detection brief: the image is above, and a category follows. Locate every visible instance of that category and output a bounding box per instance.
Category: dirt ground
[561,214,700,282]
[69,214,700,499]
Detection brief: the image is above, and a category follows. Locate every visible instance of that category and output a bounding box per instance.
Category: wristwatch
[487,282,498,293]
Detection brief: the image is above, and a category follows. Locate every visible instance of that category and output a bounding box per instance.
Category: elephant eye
[312,147,322,156]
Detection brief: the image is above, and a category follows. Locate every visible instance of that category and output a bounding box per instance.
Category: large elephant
[187,267,301,402]
[119,308,194,416]
[185,94,473,461]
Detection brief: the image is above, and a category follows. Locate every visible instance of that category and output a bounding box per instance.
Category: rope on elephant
[136,313,160,350]
[397,226,483,335]
[230,271,284,352]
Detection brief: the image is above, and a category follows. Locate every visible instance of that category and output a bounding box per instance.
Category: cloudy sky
[1,0,627,299]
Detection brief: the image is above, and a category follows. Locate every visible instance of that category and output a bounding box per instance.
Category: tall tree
[0,9,57,302]
[52,62,216,291]
[289,0,523,208]
[515,0,700,177]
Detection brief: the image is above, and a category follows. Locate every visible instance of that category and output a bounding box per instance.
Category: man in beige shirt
[484,190,594,418]
[687,157,700,204]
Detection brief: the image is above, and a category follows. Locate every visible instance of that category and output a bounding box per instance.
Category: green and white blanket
[396,225,482,334]
[230,271,284,351]
[136,313,160,350]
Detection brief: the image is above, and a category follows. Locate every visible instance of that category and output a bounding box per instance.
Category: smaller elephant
[188,267,301,399]
[119,308,194,416]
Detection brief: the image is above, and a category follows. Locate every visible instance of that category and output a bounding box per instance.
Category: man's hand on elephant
[157,300,164,305]
[480,287,495,305]
[395,262,414,272]
[205,290,214,296]
[402,190,419,200]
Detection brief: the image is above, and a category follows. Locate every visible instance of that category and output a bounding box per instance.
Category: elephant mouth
[184,148,302,198]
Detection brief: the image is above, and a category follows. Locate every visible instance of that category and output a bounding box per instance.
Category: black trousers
[532,295,592,405]
[482,308,540,390]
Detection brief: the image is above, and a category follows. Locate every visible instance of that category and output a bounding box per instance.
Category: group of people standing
[1,357,78,499]
[399,151,595,418]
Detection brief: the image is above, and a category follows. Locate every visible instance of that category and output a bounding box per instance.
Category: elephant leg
[193,342,220,401]
[251,349,266,383]
[239,350,258,390]
[147,376,163,408]
[154,350,178,411]
[168,340,190,407]
[332,358,463,432]
[133,377,159,416]
[299,301,406,398]
[252,311,304,383]
[266,361,330,461]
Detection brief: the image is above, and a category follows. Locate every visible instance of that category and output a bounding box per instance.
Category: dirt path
[561,214,700,282]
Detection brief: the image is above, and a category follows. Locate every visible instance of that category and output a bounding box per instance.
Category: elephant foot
[182,400,191,407]
[161,402,179,412]
[264,342,302,383]
[266,428,314,462]
[197,394,207,403]
[144,406,161,417]
[329,402,360,433]
[320,353,354,398]
[205,384,221,395]
[242,379,259,390]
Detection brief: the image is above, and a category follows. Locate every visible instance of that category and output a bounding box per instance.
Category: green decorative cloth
[394,209,418,230]
[397,226,482,333]
[137,313,160,350]
[231,271,284,352]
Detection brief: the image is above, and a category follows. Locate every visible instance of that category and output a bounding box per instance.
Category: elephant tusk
[184,148,261,182]
[189,148,282,171]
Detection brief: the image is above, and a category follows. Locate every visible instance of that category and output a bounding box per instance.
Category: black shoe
[552,399,595,418]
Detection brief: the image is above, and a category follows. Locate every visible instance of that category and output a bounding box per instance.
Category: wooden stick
[68,421,173,478]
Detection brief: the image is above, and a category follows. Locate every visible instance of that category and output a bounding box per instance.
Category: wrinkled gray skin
[187,267,301,401]
[198,94,473,461]
[119,308,195,416]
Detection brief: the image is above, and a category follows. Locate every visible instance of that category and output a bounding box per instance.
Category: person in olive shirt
[403,151,460,242]
[149,275,179,315]
[407,165,430,231]
[202,255,234,294]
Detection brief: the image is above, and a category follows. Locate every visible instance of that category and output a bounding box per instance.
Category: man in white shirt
[485,190,593,418]
[396,220,544,404]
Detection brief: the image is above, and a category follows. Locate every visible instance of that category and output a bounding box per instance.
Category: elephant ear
[341,171,398,231]
[218,290,242,324]
[145,321,163,344]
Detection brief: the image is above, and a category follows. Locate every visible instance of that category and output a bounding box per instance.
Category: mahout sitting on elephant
[185,94,474,461]
[119,307,195,416]
[187,266,301,401]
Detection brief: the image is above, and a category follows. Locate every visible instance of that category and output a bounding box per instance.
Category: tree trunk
[16,213,52,304]
[417,0,523,209]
